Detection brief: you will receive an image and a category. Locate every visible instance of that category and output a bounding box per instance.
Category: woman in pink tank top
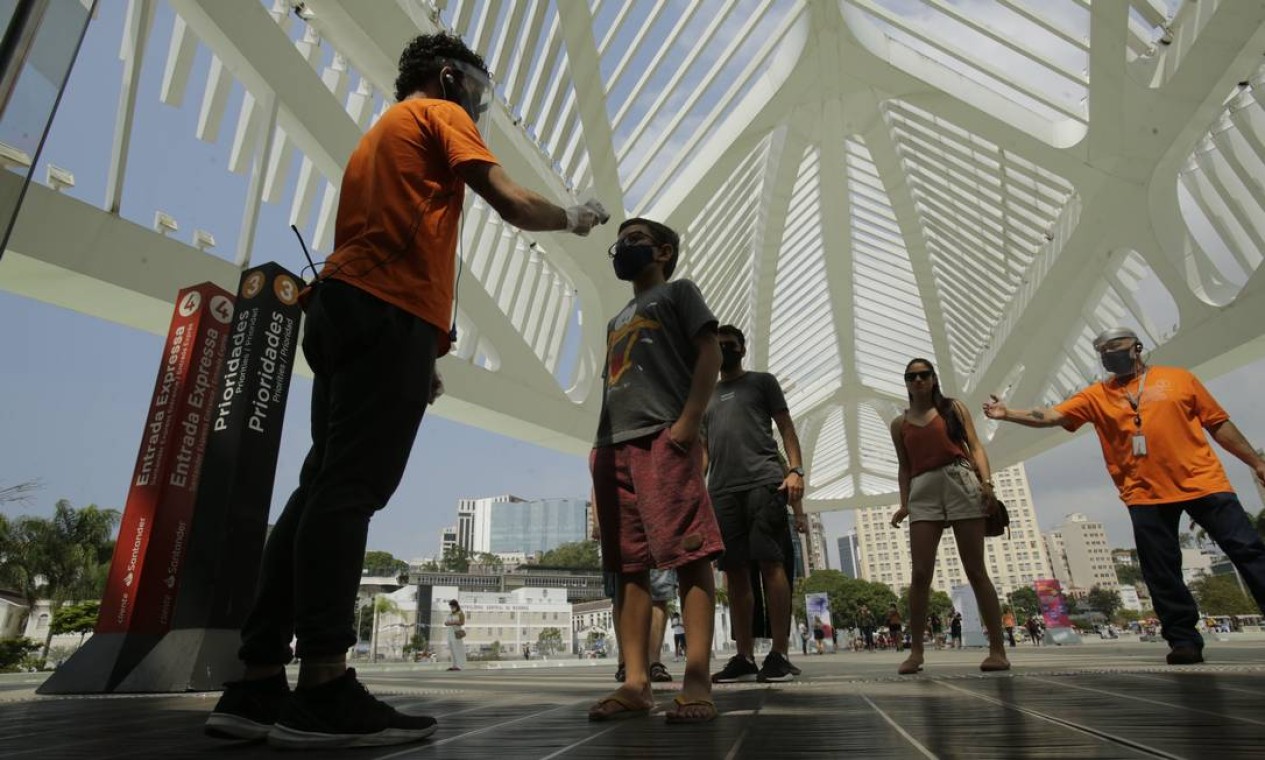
[888,358,1010,675]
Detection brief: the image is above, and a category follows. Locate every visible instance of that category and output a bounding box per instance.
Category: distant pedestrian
[929,612,944,650]
[950,612,963,649]
[812,616,826,655]
[445,600,467,671]
[885,605,903,653]
[798,622,810,656]
[1002,609,1017,648]
[857,605,877,651]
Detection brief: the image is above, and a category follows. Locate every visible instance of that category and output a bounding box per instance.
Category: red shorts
[590,428,724,574]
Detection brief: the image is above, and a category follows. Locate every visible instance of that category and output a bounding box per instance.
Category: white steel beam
[104,0,154,214]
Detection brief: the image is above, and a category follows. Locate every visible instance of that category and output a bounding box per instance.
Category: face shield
[442,59,493,126]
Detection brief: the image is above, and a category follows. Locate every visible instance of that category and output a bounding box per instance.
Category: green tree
[487,640,502,660]
[1177,531,1195,549]
[403,632,428,658]
[474,552,505,572]
[1008,587,1039,617]
[362,550,408,578]
[50,600,101,648]
[1083,586,1122,617]
[792,570,897,629]
[537,627,563,656]
[1115,564,1143,587]
[535,541,601,569]
[897,586,953,622]
[0,501,120,658]
[1190,574,1256,615]
[0,637,40,672]
[440,545,472,574]
[585,630,606,651]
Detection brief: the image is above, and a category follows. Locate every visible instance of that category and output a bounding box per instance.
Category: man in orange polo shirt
[206,34,607,749]
[984,327,1265,666]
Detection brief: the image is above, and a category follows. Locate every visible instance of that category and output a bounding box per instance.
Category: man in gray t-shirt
[703,325,807,684]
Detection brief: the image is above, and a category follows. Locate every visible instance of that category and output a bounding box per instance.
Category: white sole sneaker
[268,722,438,749]
[205,712,273,740]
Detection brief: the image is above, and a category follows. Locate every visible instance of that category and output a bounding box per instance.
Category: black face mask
[612,242,657,281]
[1101,347,1136,376]
[720,346,743,371]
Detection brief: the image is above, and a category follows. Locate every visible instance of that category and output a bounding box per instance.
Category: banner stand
[116,263,303,692]
[40,283,235,694]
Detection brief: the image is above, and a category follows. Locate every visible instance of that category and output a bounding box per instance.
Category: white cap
[1093,327,1139,351]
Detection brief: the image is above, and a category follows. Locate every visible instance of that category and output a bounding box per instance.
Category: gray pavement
[0,641,1261,759]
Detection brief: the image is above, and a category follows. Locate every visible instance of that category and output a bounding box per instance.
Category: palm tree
[0,501,119,658]
[370,595,401,662]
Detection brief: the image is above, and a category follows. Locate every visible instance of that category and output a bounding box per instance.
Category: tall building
[836,532,860,579]
[853,464,1053,597]
[1045,513,1120,594]
[438,495,521,555]
[441,495,589,557]
[808,514,830,573]
[489,498,589,555]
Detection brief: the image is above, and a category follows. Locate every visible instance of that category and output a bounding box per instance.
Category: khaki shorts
[908,460,986,523]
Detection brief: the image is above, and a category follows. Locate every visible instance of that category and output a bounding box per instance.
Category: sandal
[588,690,653,722]
[664,694,717,724]
[897,657,924,675]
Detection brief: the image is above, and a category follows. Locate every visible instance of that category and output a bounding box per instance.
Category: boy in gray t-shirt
[589,218,723,725]
[703,325,807,684]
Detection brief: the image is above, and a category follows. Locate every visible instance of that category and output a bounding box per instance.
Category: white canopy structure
[3,0,1264,512]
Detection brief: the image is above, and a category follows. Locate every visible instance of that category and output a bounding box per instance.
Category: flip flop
[897,659,924,675]
[664,694,717,724]
[588,691,653,722]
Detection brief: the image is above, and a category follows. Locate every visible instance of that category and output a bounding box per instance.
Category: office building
[836,531,860,579]
[489,497,589,555]
[1046,513,1120,594]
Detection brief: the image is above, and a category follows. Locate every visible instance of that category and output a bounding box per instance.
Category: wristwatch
[789,466,805,477]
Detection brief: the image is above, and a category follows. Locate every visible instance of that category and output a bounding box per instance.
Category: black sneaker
[1166,646,1205,665]
[205,671,290,740]
[757,651,796,683]
[267,668,437,749]
[649,662,673,682]
[711,654,758,683]
[615,663,626,682]
[786,658,803,676]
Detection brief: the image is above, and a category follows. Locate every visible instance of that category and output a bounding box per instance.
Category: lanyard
[1122,369,1148,428]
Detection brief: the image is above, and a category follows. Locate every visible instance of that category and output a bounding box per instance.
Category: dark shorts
[711,483,789,570]
[591,429,725,573]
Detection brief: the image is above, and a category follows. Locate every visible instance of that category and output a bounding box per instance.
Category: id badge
[1132,434,1147,457]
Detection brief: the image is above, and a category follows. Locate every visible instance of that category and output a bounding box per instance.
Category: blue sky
[2,1,1263,568]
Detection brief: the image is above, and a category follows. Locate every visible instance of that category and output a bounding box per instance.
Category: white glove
[564,199,609,236]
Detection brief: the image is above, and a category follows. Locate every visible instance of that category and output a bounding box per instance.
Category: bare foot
[980,655,1010,672]
[665,694,716,724]
[898,655,924,675]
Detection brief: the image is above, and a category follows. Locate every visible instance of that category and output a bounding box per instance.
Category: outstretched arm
[1209,420,1265,487]
[982,395,1067,429]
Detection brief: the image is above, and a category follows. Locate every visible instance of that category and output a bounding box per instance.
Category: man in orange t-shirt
[208,34,607,749]
[984,327,1265,666]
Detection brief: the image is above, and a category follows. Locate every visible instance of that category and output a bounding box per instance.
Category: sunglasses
[904,370,934,382]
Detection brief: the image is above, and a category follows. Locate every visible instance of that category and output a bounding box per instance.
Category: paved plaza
[0,641,1261,759]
